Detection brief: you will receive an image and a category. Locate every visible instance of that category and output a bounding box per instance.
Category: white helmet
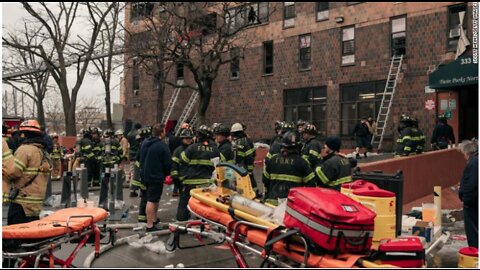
[231,123,243,133]
[115,129,124,136]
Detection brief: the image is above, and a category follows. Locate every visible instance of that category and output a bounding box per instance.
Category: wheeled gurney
[2,207,109,268]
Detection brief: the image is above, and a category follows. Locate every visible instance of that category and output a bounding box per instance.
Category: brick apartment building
[123,2,478,150]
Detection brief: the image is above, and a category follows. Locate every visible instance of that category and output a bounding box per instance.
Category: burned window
[190,13,217,36]
[299,34,311,70]
[391,16,406,56]
[263,41,274,74]
[342,26,355,65]
[131,2,154,22]
[316,2,329,21]
[447,4,467,52]
[230,48,240,79]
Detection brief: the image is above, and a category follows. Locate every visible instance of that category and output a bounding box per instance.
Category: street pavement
[4,159,469,268]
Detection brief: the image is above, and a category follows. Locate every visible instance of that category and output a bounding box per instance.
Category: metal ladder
[371,54,404,151]
[161,87,182,125]
[174,90,199,136]
[189,113,198,129]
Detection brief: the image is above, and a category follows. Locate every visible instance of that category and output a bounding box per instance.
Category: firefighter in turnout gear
[214,124,235,164]
[50,133,63,180]
[90,127,103,186]
[411,117,426,154]
[177,125,224,221]
[231,123,259,197]
[3,120,52,225]
[263,131,316,206]
[171,128,194,199]
[267,121,295,159]
[79,128,97,185]
[270,121,283,148]
[301,123,323,170]
[395,114,418,156]
[315,136,353,191]
[3,124,15,205]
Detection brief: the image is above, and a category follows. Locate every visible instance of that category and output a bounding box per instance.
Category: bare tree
[90,3,124,129]
[159,2,275,125]
[44,89,65,133]
[3,2,116,135]
[3,22,53,127]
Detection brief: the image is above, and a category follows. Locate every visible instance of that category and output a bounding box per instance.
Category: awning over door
[429,55,478,89]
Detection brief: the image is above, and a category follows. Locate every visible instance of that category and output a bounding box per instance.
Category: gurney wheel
[166,233,177,252]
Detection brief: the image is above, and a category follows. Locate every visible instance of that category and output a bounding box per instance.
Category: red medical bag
[284,187,376,254]
[377,237,425,268]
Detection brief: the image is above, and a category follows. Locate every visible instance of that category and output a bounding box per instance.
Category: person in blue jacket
[458,139,478,248]
[139,123,172,232]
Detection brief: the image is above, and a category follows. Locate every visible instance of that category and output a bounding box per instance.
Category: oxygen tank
[230,195,274,218]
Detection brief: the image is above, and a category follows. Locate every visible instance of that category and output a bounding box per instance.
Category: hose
[83,229,171,268]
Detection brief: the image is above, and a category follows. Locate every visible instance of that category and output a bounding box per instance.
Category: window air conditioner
[449,27,461,38]
[134,89,139,95]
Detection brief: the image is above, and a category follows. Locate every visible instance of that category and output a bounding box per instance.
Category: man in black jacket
[301,123,323,170]
[352,118,371,158]
[315,136,353,190]
[431,116,456,150]
[458,140,478,248]
[214,124,235,164]
[139,123,172,231]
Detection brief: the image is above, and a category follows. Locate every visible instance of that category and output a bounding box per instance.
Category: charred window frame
[316,2,329,21]
[230,48,240,79]
[284,87,327,137]
[299,34,311,70]
[189,13,217,37]
[283,2,295,28]
[263,41,274,75]
[447,4,467,52]
[341,26,355,65]
[391,15,406,56]
[130,2,154,22]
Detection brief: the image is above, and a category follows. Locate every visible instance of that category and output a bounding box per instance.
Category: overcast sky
[2,2,122,115]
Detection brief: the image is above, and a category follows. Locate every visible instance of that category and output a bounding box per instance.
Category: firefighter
[171,128,194,199]
[116,129,129,163]
[3,120,52,225]
[79,128,97,185]
[214,124,235,164]
[267,121,295,159]
[315,136,353,190]
[410,117,426,154]
[177,125,224,221]
[296,119,307,135]
[263,131,316,206]
[50,133,63,180]
[270,121,283,147]
[3,124,15,205]
[231,122,258,196]
[395,114,416,156]
[90,127,103,186]
[301,123,323,170]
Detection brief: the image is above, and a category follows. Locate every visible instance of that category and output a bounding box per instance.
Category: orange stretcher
[2,207,109,268]
[184,197,394,268]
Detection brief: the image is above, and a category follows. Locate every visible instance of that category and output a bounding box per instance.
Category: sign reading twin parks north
[429,55,478,89]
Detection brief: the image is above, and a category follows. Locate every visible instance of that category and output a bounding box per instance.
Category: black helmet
[281,121,295,134]
[274,120,282,131]
[90,127,100,135]
[83,127,92,136]
[303,123,317,134]
[281,131,302,148]
[296,119,306,127]
[179,128,194,138]
[400,114,411,123]
[196,125,212,137]
[214,124,230,135]
[104,129,114,137]
[211,123,222,133]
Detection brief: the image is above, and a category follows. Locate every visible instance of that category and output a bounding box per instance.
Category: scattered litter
[115,200,125,210]
[144,240,166,254]
[176,263,184,268]
[127,234,157,248]
[45,195,62,208]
